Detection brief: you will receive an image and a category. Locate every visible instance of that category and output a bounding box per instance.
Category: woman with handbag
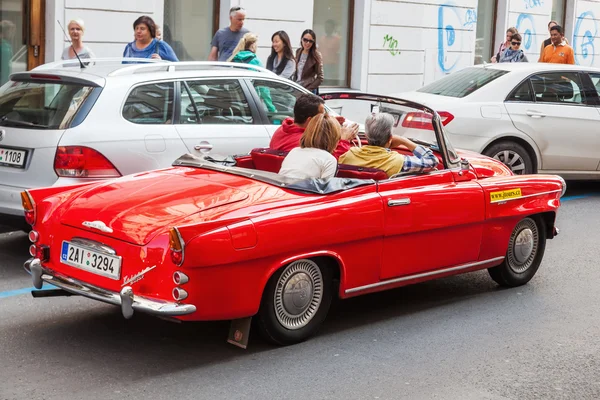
[294,29,324,94]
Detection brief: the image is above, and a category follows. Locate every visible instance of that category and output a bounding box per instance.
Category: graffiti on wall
[573,11,597,66]
[383,34,401,56]
[523,0,543,10]
[515,13,537,51]
[437,2,477,73]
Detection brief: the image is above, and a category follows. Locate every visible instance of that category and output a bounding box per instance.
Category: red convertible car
[22,93,564,346]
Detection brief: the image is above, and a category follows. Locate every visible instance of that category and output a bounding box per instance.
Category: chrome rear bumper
[24,258,196,319]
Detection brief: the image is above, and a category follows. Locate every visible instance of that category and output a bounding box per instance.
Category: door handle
[526,111,546,118]
[194,143,213,151]
[387,198,411,207]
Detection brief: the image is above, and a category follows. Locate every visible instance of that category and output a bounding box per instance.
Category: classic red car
[22,93,564,346]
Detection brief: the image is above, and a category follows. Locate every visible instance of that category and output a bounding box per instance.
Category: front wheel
[256,259,333,346]
[488,217,546,287]
[484,141,534,175]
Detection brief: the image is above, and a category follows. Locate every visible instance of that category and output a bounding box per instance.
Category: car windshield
[322,93,460,167]
[417,67,508,98]
[0,80,95,129]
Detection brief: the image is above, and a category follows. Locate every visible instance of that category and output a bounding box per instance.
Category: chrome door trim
[387,198,411,207]
[345,256,505,294]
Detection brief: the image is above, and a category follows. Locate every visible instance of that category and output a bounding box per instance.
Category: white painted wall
[43,0,600,93]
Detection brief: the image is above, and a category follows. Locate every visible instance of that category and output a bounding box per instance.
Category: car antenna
[57,20,86,69]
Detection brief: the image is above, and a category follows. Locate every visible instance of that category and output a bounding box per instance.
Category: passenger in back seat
[339,113,439,177]
[279,113,341,179]
[269,94,357,158]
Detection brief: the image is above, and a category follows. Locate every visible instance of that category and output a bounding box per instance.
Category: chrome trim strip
[388,198,411,207]
[491,189,562,204]
[24,258,196,318]
[70,237,117,255]
[345,256,505,294]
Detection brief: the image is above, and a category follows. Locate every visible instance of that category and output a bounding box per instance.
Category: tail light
[54,146,121,178]
[173,271,189,285]
[29,244,49,262]
[172,287,188,301]
[20,191,36,226]
[28,230,39,243]
[169,228,185,266]
[401,111,454,130]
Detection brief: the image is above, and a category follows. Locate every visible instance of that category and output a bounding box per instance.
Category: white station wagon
[0,60,322,229]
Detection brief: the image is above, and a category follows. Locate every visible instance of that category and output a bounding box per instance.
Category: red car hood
[456,148,513,178]
[60,171,249,245]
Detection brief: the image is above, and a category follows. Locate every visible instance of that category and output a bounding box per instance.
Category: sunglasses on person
[511,41,521,46]
[302,37,315,44]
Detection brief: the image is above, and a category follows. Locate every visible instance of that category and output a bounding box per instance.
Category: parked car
[0,60,326,229]
[393,63,600,179]
[23,93,565,346]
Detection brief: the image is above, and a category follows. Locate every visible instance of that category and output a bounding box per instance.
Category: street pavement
[0,182,599,400]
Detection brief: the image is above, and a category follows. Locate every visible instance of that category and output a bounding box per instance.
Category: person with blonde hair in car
[279,113,341,179]
[339,112,439,177]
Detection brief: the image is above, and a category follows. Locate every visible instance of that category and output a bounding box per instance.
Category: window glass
[418,67,508,98]
[313,0,352,87]
[551,0,566,26]
[474,0,495,64]
[250,79,304,125]
[182,79,252,125]
[123,82,174,124]
[507,80,533,102]
[163,0,214,61]
[530,73,585,104]
[588,73,600,94]
[0,81,94,129]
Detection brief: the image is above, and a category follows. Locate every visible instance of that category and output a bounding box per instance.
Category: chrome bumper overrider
[24,258,196,319]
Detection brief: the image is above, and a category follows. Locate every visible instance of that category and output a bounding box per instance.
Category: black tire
[256,259,333,346]
[488,217,546,287]
[484,141,534,175]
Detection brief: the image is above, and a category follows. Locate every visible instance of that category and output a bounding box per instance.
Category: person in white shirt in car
[279,113,341,179]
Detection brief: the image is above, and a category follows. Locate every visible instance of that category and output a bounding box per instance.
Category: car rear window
[417,67,508,98]
[0,81,94,129]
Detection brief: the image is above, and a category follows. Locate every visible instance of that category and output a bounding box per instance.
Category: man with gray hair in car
[339,112,439,177]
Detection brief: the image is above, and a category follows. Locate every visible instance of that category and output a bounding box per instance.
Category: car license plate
[0,147,27,168]
[60,241,122,280]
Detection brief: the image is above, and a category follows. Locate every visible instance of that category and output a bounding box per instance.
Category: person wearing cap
[61,19,96,60]
[208,6,249,62]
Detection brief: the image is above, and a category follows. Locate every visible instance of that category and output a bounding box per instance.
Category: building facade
[1,0,599,93]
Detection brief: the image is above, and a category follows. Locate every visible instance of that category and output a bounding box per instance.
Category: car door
[244,78,307,138]
[174,78,270,156]
[586,72,600,171]
[504,71,600,172]
[378,169,485,280]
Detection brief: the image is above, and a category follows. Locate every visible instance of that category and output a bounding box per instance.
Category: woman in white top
[61,19,95,60]
[279,113,341,179]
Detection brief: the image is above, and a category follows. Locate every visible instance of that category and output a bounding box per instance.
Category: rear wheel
[256,259,333,346]
[488,217,546,287]
[484,141,534,175]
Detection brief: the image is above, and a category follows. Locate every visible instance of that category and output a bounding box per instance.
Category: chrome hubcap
[274,260,323,330]
[507,218,539,273]
[492,150,526,174]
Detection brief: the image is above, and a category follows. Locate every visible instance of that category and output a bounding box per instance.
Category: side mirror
[460,158,470,171]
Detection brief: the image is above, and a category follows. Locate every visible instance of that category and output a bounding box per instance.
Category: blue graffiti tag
[438,4,459,73]
[523,0,543,9]
[516,13,536,50]
[463,9,477,28]
[573,11,597,66]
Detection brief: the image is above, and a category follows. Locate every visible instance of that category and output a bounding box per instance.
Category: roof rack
[107,61,276,77]
[33,58,163,71]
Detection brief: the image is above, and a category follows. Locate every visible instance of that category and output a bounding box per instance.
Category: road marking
[0,285,57,299]
[562,194,597,202]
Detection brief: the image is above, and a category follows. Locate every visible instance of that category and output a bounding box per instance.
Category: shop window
[163,0,217,61]
[551,0,566,26]
[474,0,496,64]
[313,0,353,87]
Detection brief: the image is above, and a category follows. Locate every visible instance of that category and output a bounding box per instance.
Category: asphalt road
[1,182,599,400]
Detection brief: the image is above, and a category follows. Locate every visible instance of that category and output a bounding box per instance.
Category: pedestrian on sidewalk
[540,25,574,64]
[492,27,518,63]
[122,16,178,61]
[499,33,528,63]
[209,6,248,62]
[538,20,569,61]
[266,31,296,79]
[293,29,324,94]
[61,19,95,60]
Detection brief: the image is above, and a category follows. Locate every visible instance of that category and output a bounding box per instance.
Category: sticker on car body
[490,188,522,203]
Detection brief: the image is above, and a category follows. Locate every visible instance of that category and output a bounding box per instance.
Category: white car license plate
[60,241,122,280]
[0,147,27,168]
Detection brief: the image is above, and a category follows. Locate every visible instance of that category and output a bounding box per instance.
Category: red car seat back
[250,148,288,173]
